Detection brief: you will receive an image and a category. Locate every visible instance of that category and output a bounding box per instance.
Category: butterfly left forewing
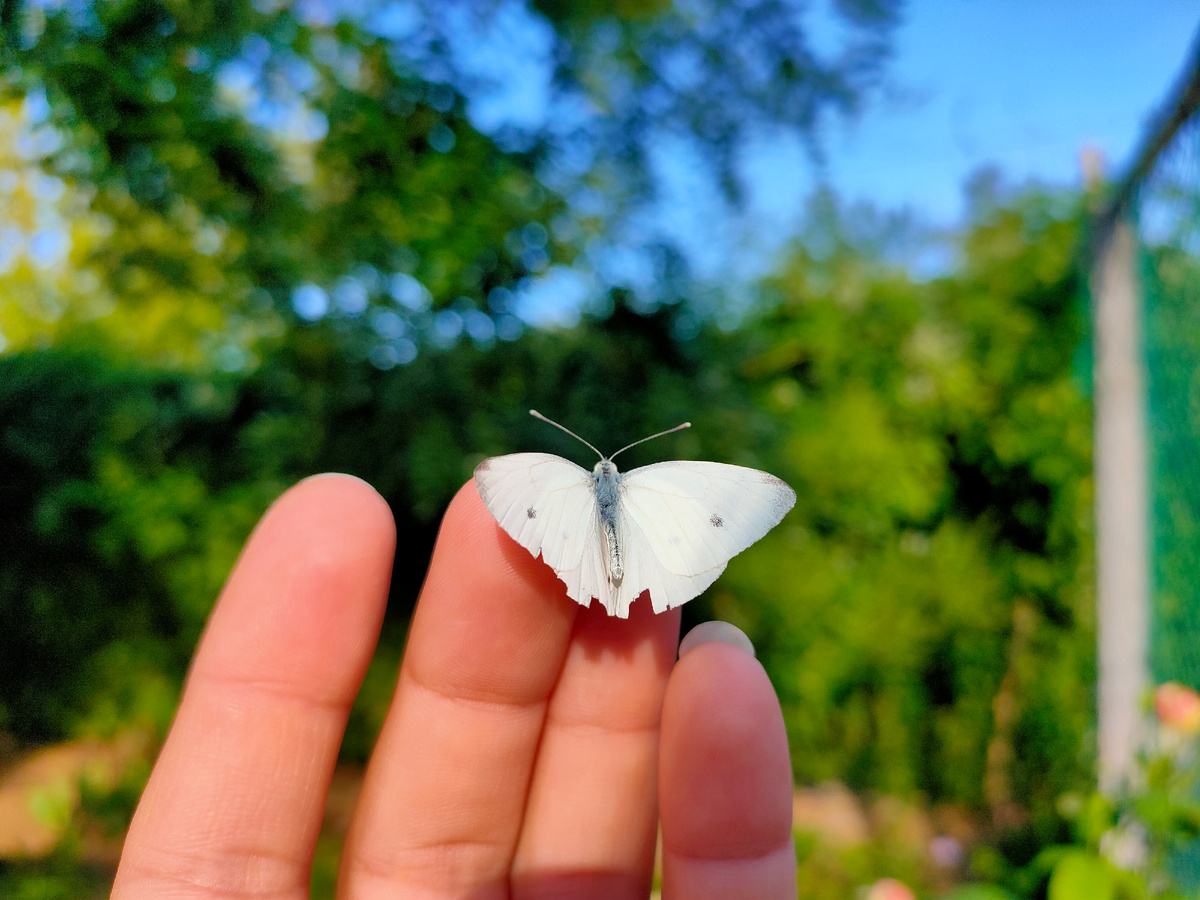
[473,453,612,612]
[617,460,796,612]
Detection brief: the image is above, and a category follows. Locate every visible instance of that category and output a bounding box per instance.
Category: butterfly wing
[616,461,796,614]
[473,453,610,612]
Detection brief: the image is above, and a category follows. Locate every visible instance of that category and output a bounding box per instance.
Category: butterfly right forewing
[617,460,796,613]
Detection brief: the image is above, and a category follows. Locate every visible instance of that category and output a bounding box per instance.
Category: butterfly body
[474,413,796,618]
[592,461,625,580]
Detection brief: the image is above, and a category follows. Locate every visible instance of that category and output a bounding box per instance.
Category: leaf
[940,885,1018,900]
[1047,850,1115,900]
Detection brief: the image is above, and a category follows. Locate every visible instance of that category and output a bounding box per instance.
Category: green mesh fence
[1142,118,1200,692]
[1139,112,1200,887]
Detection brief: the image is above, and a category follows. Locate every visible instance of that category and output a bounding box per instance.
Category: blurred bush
[0,185,1094,825]
[736,190,1094,839]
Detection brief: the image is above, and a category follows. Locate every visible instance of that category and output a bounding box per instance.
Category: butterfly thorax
[592,460,624,582]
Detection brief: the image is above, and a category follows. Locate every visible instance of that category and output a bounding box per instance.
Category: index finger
[113,474,395,900]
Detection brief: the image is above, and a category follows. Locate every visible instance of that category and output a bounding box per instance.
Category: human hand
[111,474,796,899]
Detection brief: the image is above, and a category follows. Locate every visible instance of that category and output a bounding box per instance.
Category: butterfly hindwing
[612,509,726,616]
[473,453,611,612]
[617,461,797,613]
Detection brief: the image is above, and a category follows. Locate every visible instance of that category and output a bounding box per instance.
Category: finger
[339,481,579,898]
[659,627,796,900]
[112,474,395,900]
[510,599,680,900]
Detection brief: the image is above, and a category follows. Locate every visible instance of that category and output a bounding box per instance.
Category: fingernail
[678,621,755,659]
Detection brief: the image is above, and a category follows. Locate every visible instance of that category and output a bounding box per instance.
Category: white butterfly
[474,410,796,618]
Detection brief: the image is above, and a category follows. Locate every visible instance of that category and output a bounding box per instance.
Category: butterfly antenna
[529,410,605,461]
[608,421,691,462]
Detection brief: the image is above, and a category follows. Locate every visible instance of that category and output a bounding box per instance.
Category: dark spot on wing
[527,507,537,519]
[710,514,723,527]
[477,458,492,471]
[761,472,787,486]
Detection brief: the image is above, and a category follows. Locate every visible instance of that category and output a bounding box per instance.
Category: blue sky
[748,1,1200,229]
[597,0,1200,309]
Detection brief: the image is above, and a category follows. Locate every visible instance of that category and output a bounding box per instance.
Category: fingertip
[679,620,756,659]
[286,472,397,544]
[428,477,567,611]
[438,477,505,551]
[246,472,396,574]
[297,470,381,493]
[449,475,497,533]
[438,477,567,600]
[198,472,396,686]
[660,639,795,898]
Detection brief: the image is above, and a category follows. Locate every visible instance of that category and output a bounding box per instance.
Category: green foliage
[1,0,560,366]
[0,351,275,740]
[792,831,927,900]
[0,189,1101,895]
[943,887,1019,900]
[724,191,1094,825]
[1047,850,1116,900]
[310,832,343,900]
[957,718,1200,900]
[0,860,109,900]
[0,0,904,367]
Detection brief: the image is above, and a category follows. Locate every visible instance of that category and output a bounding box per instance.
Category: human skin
[110,473,796,899]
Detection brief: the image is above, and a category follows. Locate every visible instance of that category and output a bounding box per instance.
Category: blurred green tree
[0,185,1096,833]
[0,0,908,752]
[723,186,1093,843]
[0,0,902,361]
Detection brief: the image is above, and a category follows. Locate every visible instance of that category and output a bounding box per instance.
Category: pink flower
[1154,682,1200,735]
[866,878,917,900]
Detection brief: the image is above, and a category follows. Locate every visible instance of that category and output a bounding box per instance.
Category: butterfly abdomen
[593,462,624,582]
